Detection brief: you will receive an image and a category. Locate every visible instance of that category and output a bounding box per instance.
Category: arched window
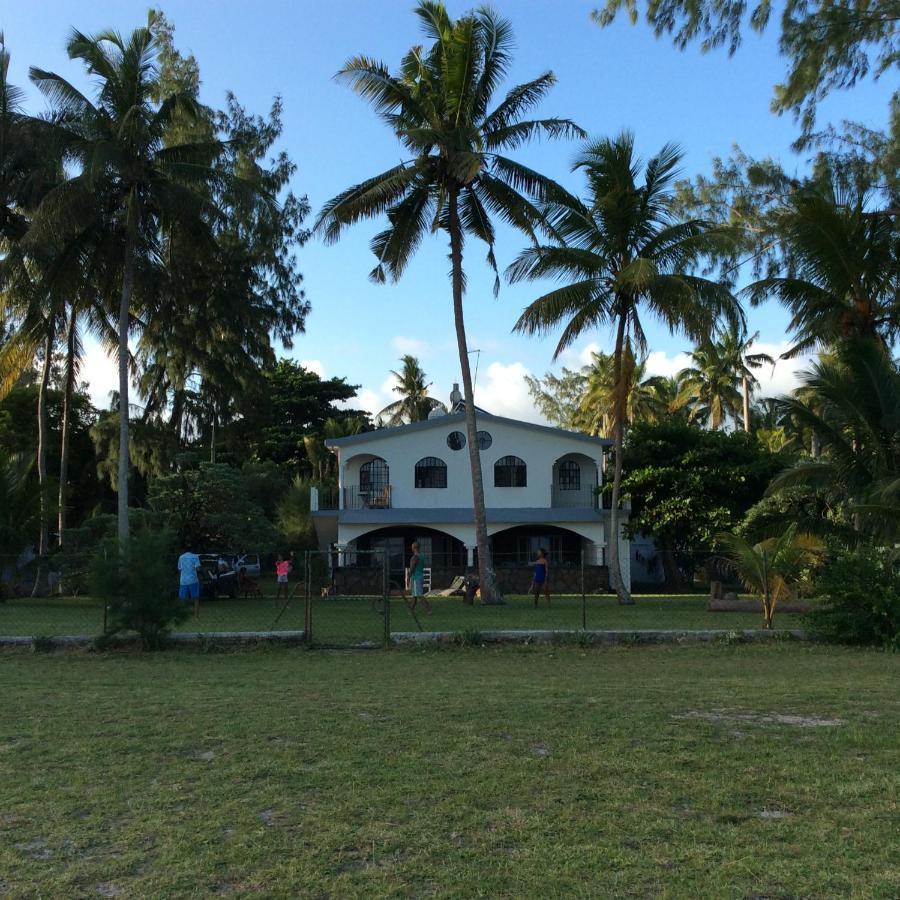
[415,456,447,488]
[494,455,527,487]
[360,458,389,492]
[558,460,581,490]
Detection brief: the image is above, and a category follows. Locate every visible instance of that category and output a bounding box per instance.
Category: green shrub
[808,545,900,649]
[89,530,188,650]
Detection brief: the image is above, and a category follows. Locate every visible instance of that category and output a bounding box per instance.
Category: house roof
[325,411,611,449]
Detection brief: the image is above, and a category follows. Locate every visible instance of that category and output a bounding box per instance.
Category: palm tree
[573,345,668,436]
[675,339,743,430]
[772,339,900,539]
[315,1,584,603]
[746,169,900,357]
[718,524,822,629]
[510,132,740,603]
[378,355,443,425]
[718,325,775,432]
[30,18,225,544]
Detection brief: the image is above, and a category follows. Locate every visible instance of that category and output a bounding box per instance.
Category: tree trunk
[742,374,750,433]
[448,185,502,604]
[32,328,53,597]
[117,222,136,546]
[210,416,216,465]
[608,307,632,604]
[57,306,78,548]
[660,531,682,591]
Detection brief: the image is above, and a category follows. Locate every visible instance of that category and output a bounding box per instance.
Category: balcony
[342,484,393,510]
[551,485,599,509]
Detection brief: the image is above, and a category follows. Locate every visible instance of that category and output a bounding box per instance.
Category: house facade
[311,405,631,594]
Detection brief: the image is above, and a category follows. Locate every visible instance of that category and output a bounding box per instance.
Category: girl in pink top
[275,553,292,606]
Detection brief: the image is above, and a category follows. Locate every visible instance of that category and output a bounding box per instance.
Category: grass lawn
[2,643,897,897]
[1,592,804,641]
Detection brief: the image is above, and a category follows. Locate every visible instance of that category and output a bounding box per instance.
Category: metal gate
[303,549,389,647]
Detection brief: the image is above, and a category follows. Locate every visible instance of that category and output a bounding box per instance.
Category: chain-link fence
[1,546,783,642]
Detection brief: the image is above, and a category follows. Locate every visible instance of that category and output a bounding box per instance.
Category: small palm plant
[718,524,822,629]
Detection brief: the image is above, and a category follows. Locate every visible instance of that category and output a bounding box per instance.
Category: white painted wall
[337,417,605,510]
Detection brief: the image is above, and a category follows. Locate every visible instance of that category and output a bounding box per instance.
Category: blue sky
[2,1,892,420]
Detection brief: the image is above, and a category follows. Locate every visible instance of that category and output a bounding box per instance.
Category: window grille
[494,455,527,487]
[558,460,581,490]
[415,456,447,488]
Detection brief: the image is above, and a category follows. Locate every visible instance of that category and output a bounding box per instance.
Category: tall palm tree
[717,325,775,432]
[675,339,743,430]
[746,170,900,357]
[315,1,584,603]
[378,355,443,425]
[510,132,740,603]
[30,19,225,544]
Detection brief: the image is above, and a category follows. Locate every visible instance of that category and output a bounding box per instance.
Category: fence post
[304,550,312,646]
[581,547,586,631]
[383,551,390,647]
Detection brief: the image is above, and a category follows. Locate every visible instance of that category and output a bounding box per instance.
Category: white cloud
[474,361,545,423]
[391,335,431,357]
[644,350,692,378]
[752,341,814,399]
[300,359,324,377]
[557,341,602,370]
[80,343,119,410]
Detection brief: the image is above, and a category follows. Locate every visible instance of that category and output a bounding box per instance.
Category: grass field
[0,592,805,641]
[2,643,897,897]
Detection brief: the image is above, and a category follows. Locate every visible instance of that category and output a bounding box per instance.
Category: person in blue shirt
[177,545,203,619]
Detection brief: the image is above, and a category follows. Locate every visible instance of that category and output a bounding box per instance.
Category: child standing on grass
[275,553,292,606]
[407,541,431,615]
[177,544,202,620]
[531,548,550,607]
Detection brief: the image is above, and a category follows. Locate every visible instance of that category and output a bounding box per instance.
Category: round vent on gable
[447,431,466,450]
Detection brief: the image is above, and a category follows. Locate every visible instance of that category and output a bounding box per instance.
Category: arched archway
[349,526,467,590]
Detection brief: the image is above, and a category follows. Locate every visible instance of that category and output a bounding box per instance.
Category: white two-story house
[310,397,630,594]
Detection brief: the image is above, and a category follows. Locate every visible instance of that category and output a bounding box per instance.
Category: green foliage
[88,529,187,650]
[235,361,365,471]
[148,463,278,553]
[0,450,39,565]
[275,478,318,553]
[771,340,900,538]
[620,421,789,586]
[808,544,900,649]
[717,523,823,628]
[739,485,851,542]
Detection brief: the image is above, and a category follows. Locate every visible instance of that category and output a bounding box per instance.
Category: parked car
[235,553,261,578]
[198,554,238,599]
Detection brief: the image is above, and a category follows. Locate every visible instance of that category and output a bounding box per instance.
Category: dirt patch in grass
[674,709,843,727]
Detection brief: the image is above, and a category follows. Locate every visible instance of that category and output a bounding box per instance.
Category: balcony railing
[551,485,599,509]
[342,484,393,510]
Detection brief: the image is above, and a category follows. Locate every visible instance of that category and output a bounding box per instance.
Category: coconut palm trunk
[607,308,631,604]
[31,328,53,596]
[449,186,501,603]
[57,305,77,546]
[117,219,136,545]
[742,374,751,433]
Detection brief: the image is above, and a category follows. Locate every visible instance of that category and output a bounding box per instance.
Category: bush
[808,545,900,649]
[89,530,188,650]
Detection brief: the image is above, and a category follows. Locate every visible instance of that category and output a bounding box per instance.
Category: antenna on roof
[468,348,481,387]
